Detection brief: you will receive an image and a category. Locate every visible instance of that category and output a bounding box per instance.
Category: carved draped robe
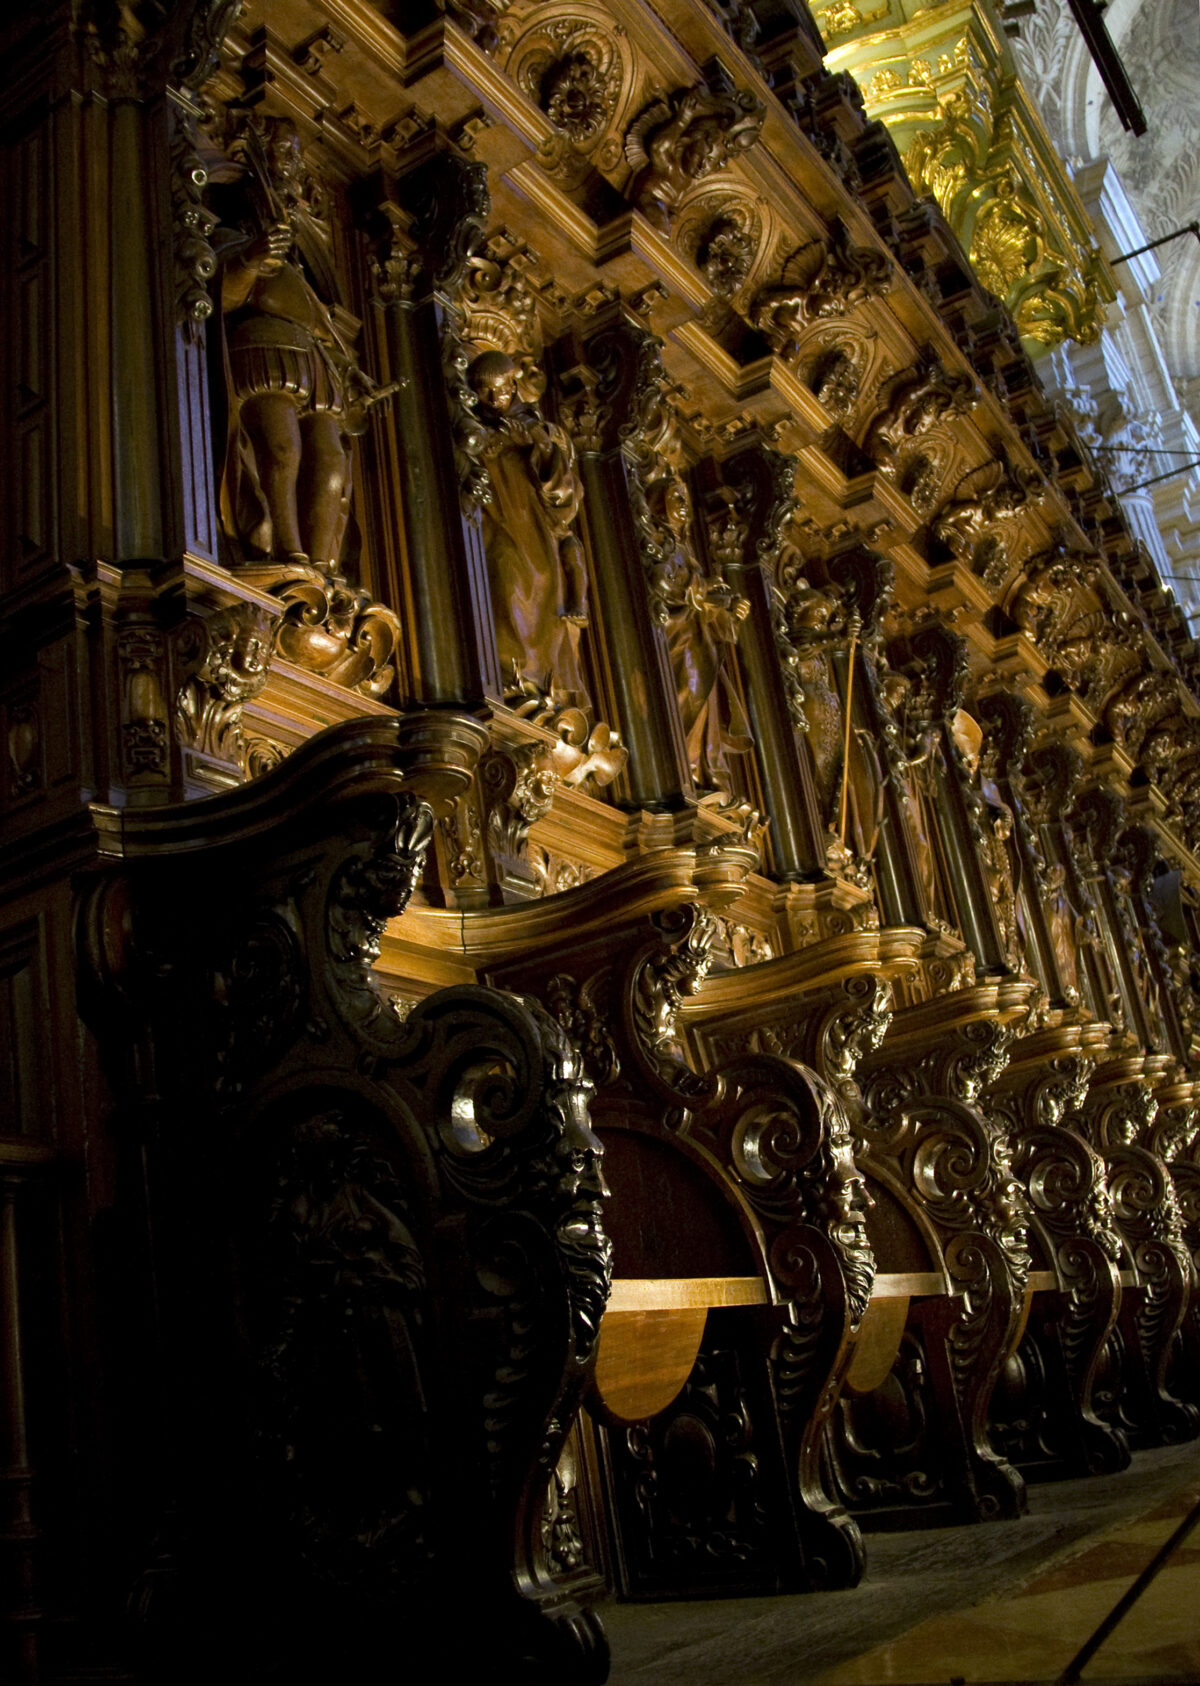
[664,564,752,793]
[479,416,587,702]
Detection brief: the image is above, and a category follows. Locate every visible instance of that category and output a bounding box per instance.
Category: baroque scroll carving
[753,221,891,360]
[624,83,766,233]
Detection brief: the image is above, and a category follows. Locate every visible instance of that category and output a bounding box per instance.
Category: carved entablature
[752,219,892,361]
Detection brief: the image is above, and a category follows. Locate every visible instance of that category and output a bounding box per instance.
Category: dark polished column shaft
[730,562,826,877]
[563,315,691,811]
[362,158,490,711]
[575,449,690,809]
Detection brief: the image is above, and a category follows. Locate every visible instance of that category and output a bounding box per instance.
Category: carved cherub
[625,86,764,233]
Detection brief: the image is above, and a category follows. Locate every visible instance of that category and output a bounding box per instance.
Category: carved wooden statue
[653,472,752,793]
[214,117,387,568]
[468,349,591,704]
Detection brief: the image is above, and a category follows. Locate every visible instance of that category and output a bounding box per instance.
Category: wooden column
[708,442,827,879]
[900,623,1010,975]
[559,314,691,812]
[360,153,490,711]
[826,549,930,927]
[1074,789,1164,1051]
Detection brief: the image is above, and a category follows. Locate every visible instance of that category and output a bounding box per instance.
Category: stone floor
[602,1441,1200,1685]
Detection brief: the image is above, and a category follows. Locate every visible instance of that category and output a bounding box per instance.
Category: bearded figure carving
[468,350,591,705]
[807,1082,876,1327]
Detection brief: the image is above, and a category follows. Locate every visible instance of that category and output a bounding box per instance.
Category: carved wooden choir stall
[1,0,1199,1680]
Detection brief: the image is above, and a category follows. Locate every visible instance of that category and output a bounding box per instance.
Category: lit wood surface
[606,1276,767,1311]
[593,1307,709,1423]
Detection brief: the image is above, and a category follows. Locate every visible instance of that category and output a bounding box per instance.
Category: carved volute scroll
[78,719,613,1680]
[931,449,1041,583]
[860,347,976,471]
[753,220,892,360]
[985,1016,1132,1478]
[505,7,638,191]
[851,973,1035,1520]
[1068,1063,1199,1449]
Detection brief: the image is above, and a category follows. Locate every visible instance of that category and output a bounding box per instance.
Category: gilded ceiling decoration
[821,1,1116,349]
